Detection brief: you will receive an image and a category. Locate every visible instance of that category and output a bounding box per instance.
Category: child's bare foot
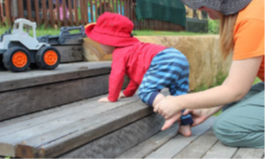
[161,112,182,131]
[178,125,192,137]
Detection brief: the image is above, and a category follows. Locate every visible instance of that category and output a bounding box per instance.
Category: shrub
[208,19,220,34]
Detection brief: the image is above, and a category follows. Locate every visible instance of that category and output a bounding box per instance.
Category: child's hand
[98,97,111,102]
[119,92,125,98]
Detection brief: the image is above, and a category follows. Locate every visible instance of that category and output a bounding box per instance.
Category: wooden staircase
[0,62,165,158]
[1,61,262,158]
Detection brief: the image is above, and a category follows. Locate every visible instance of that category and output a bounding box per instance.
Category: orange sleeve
[233,19,264,60]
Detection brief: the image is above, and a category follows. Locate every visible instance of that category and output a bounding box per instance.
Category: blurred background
[0,0,219,33]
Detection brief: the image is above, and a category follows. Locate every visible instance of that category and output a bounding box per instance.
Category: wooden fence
[0,0,184,31]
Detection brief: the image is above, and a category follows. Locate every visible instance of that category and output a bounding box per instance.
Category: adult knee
[213,116,264,148]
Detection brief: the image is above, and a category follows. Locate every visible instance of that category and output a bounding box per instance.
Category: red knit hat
[85,12,139,47]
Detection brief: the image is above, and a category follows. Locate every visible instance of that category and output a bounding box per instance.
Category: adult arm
[154,56,263,119]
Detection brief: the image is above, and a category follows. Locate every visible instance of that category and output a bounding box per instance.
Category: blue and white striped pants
[138,48,193,125]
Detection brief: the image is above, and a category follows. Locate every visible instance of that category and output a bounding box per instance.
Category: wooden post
[34,0,40,25]
[62,0,67,26]
[17,0,24,18]
[73,0,78,25]
[0,1,2,25]
[55,0,60,26]
[49,0,55,28]
[124,0,128,17]
[42,0,48,27]
[83,0,88,24]
[95,0,98,20]
[67,0,73,26]
[26,0,32,21]
[4,0,11,26]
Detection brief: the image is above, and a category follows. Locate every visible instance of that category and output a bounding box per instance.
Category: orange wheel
[44,50,58,66]
[12,51,28,68]
[36,46,60,70]
[3,47,31,72]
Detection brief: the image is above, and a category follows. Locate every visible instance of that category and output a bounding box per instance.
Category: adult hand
[154,95,182,119]
[183,106,223,126]
[161,111,182,131]
[98,97,111,102]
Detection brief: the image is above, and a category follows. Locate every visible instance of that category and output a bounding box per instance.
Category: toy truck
[37,25,86,45]
[0,18,60,72]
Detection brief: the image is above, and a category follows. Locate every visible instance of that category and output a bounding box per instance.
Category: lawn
[0,26,211,37]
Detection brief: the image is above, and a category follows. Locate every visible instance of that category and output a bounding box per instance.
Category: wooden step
[0,92,161,158]
[0,62,128,121]
[118,117,264,158]
[52,38,84,63]
[118,117,215,158]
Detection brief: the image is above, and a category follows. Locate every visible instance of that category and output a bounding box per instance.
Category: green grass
[0,26,211,37]
[133,30,211,36]
[253,77,262,85]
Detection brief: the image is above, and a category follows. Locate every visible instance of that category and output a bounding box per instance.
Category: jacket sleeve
[108,59,126,102]
[123,80,139,97]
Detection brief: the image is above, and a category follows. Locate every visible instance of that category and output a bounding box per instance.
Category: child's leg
[167,51,193,136]
[138,48,186,106]
[139,48,193,135]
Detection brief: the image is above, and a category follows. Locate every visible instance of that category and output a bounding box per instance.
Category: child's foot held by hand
[178,125,192,137]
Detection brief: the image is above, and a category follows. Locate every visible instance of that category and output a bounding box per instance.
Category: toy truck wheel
[3,47,31,72]
[36,46,60,70]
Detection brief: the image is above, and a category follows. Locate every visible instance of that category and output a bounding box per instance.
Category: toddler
[85,12,193,136]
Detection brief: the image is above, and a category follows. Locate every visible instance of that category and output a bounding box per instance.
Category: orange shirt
[233,0,264,81]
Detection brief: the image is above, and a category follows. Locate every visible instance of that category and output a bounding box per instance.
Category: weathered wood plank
[173,128,218,158]
[0,96,138,136]
[0,74,110,121]
[0,96,139,157]
[117,123,179,158]
[59,113,164,158]
[54,45,84,63]
[0,62,111,92]
[51,38,84,46]
[145,117,215,158]
[15,101,154,158]
[232,148,264,159]
[0,95,137,132]
[202,141,238,158]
